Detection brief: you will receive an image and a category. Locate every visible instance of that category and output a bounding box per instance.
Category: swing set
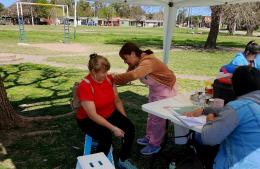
[16,1,70,43]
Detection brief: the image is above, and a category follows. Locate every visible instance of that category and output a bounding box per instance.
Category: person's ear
[131,51,136,57]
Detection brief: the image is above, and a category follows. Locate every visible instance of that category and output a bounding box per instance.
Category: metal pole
[67,5,70,43]
[19,2,25,42]
[14,2,68,42]
[94,3,96,18]
[31,6,34,26]
[62,6,65,18]
[74,0,77,39]
[19,2,65,7]
[16,1,21,42]
[66,5,69,18]
[20,2,23,16]
[187,7,190,28]
[190,8,192,28]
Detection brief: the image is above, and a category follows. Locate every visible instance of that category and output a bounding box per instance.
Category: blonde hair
[88,53,110,72]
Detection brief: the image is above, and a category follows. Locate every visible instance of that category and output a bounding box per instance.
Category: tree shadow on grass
[0,63,85,116]
[0,64,191,169]
[0,63,85,168]
[105,37,164,49]
[217,41,246,48]
[105,36,247,50]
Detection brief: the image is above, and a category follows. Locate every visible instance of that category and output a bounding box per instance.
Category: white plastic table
[142,95,205,144]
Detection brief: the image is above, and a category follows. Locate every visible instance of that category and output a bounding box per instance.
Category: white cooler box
[76,152,115,169]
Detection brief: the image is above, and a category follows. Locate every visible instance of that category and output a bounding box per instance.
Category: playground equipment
[16,1,70,43]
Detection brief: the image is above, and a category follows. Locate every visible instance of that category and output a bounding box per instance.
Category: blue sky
[0,0,15,7]
[1,0,211,16]
[144,6,211,16]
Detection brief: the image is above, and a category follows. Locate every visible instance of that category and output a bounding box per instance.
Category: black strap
[173,130,194,139]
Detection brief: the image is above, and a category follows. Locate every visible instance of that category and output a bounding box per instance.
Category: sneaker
[118,159,138,169]
[140,144,161,155]
[136,137,149,146]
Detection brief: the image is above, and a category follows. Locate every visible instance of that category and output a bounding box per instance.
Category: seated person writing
[221,41,260,73]
[185,66,260,169]
[76,54,137,169]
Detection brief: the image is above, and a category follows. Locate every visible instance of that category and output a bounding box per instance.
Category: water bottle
[169,161,176,169]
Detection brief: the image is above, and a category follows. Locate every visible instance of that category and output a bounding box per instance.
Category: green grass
[48,50,234,76]
[1,25,259,49]
[167,50,233,76]
[47,54,129,70]
[0,63,204,169]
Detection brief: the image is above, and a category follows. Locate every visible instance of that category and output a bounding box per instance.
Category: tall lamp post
[74,0,77,39]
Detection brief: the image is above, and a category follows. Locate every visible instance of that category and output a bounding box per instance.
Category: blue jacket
[230,52,260,69]
[255,54,260,69]
[201,91,260,169]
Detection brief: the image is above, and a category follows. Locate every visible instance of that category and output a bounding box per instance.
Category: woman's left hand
[120,111,127,117]
[112,126,125,138]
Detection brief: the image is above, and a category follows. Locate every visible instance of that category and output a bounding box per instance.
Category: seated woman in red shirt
[76,54,137,169]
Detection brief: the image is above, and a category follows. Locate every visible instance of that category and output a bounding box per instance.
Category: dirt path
[2,40,225,81]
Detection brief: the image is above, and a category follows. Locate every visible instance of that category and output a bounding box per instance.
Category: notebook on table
[164,106,206,127]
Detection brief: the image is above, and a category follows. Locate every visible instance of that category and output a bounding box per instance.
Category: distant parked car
[87,21,96,26]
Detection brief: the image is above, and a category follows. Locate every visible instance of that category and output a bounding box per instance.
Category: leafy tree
[129,6,145,21]
[111,2,130,18]
[33,0,51,18]
[0,2,5,15]
[97,5,115,21]
[152,10,164,20]
[177,8,187,25]
[256,9,260,28]
[222,2,259,36]
[77,0,92,17]
[222,4,240,35]
[93,2,104,17]
[6,2,31,18]
[191,16,201,28]
[146,13,153,20]
[239,2,259,36]
[50,0,74,16]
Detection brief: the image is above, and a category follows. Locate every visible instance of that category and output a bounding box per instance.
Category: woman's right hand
[184,108,203,117]
[111,126,125,138]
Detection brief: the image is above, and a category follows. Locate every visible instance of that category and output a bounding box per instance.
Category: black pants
[77,109,135,161]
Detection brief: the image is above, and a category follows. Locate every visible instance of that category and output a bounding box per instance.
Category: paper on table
[164,106,206,127]
[176,116,206,127]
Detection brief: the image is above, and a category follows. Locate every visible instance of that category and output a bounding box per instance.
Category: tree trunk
[204,6,222,49]
[0,76,18,129]
[228,21,236,35]
[246,25,254,36]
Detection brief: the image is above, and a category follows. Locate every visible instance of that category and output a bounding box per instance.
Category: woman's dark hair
[244,40,260,55]
[88,53,110,72]
[232,66,260,97]
[119,42,153,58]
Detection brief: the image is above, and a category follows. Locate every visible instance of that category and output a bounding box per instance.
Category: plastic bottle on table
[169,161,176,169]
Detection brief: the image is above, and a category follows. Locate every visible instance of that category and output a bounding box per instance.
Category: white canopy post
[163,2,177,64]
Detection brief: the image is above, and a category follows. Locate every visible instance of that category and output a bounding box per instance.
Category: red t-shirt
[76,74,115,120]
